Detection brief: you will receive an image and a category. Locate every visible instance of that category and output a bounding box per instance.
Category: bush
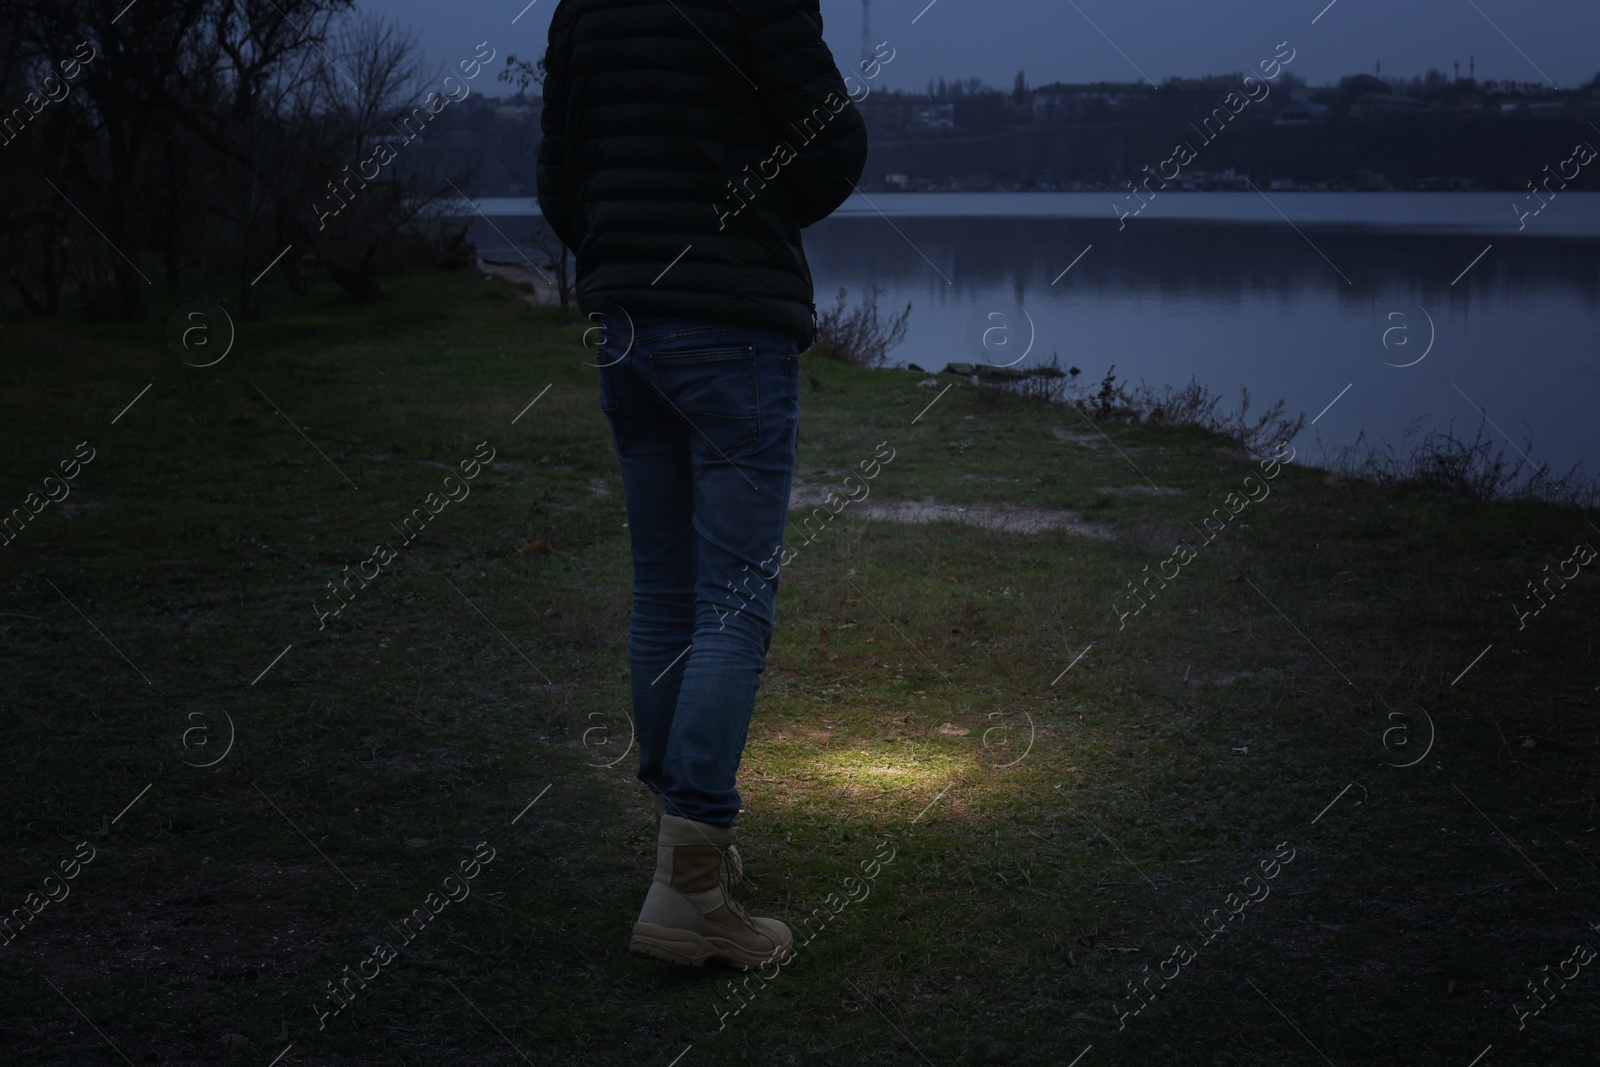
[1320,417,1598,507]
[1012,359,1306,460]
[811,285,912,368]
[377,218,478,275]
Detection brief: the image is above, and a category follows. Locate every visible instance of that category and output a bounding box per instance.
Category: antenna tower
[861,0,872,72]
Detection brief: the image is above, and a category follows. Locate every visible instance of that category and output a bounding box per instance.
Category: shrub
[811,285,912,368]
[1011,359,1307,460]
[1320,417,1598,507]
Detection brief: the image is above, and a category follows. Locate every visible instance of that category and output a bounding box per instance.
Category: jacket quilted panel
[537,0,867,349]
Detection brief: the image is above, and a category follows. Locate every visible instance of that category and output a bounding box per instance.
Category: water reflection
[467,202,1600,481]
[800,214,1600,483]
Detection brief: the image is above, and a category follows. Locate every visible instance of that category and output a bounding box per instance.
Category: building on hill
[1348,93,1428,119]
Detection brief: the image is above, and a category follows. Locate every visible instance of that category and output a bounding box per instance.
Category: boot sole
[629,923,790,970]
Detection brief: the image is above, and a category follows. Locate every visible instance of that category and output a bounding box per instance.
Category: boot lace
[722,843,745,890]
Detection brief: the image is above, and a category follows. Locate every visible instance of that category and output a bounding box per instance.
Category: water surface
[464,193,1600,483]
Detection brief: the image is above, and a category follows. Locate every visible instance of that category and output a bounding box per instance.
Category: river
[461,192,1600,487]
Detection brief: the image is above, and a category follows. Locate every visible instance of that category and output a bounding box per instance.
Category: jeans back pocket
[647,343,760,459]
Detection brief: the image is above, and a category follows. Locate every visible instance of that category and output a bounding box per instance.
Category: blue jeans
[595,314,802,827]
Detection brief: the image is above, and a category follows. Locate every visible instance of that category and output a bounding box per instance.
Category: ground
[0,269,1595,1066]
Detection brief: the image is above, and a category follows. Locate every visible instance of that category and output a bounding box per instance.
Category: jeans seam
[751,350,764,464]
[648,344,754,367]
[635,323,795,348]
[708,354,761,460]
[635,324,736,345]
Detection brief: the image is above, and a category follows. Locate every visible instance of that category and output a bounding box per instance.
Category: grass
[0,268,1597,1066]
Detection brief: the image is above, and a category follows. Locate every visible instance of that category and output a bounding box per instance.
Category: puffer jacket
[536,0,868,351]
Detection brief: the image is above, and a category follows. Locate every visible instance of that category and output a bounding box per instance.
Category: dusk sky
[369,0,1600,94]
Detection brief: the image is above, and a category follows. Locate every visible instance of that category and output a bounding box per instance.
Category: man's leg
[635,324,802,828]
[596,329,698,804]
[625,319,801,969]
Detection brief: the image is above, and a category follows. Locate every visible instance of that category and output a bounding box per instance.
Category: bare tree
[0,14,79,312]
[280,10,477,303]
[12,0,215,317]
[167,0,352,315]
[499,48,576,311]
[523,217,572,311]
[0,0,474,317]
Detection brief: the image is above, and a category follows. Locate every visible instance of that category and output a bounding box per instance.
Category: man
[537,0,868,969]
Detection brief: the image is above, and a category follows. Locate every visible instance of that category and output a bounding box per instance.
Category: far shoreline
[447,190,1600,237]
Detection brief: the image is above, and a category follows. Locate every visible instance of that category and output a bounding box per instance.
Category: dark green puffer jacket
[536,0,868,351]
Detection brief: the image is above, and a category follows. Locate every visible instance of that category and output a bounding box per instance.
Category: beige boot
[648,791,744,888]
[630,813,791,968]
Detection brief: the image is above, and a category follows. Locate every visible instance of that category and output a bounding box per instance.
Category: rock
[906,362,924,372]
[974,365,1026,381]
[944,362,976,375]
[917,377,941,388]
